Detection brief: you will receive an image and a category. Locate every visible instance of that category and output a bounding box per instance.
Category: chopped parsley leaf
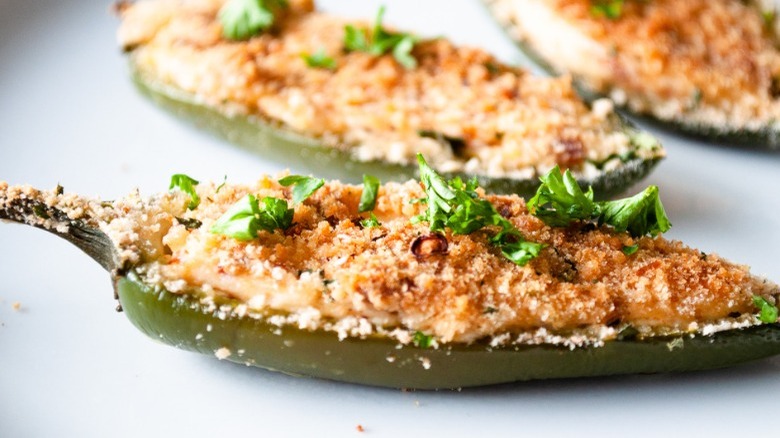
[301,48,337,70]
[359,174,381,213]
[527,166,671,238]
[210,194,293,240]
[590,0,624,19]
[343,6,418,69]
[216,175,228,194]
[414,154,544,266]
[753,296,779,324]
[763,9,777,31]
[219,0,287,41]
[413,331,434,348]
[169,174,200,210]
[278,175,325,205]
[622,244,639,255]
[360,212,381,228]
[526,167,596,227]
[599,185,671,237]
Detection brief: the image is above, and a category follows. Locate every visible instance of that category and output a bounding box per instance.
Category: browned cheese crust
[117,0,648,179]
[2,180,775,346]
[491,0,780,131]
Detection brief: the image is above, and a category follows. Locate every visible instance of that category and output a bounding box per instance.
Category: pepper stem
[0,183,119,273]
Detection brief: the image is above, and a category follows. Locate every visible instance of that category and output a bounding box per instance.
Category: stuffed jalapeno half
[2,161,778,389]
[117,0,663,197]
[484,0,780,148]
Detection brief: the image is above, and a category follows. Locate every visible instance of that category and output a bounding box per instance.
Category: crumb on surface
[12,301,21,311]
[214,347,231,360]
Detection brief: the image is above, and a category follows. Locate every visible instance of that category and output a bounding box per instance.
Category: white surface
[1,1,779,436]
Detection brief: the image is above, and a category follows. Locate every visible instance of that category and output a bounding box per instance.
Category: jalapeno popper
[484,0,780,147]
[2,160,778,389]
[117,0,663,197]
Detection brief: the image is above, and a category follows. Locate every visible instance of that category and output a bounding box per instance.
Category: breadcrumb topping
[3,179,775,347]
[117,0,656,178]
[489,0,780,133]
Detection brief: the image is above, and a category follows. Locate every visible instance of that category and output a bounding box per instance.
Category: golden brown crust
[2,179,777,345]
[117,0,649,179]
[133,178,780,343]
[491,0,780,131]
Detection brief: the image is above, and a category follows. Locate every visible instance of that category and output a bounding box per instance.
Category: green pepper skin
[483,3,780,149]
[118,273,780,390]
[131,65,663,200]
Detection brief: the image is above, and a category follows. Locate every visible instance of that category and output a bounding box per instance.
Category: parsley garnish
[301,48,337,70]
[590,0,624,19]
[527,166,671,238]
[169,174,200,210]
[219,0,287,41]
[414,154,544,266]
[622,244,639,256]
[360,212,381,228]
[753,296,779,324]
[412,331,434,348]
[359,174,381,213]
[599,185,671,237]
[278,175,325,205]
[763,9,777,31]
[216,175,228,194]
[343,6,418,69]
[210,194,293,240]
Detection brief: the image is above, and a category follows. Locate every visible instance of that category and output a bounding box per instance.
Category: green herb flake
[210,194,293,240]
[412,331,434,348]
[278,175,325,205]
[301,48,337,70]
[414,154,544,266]
[753,296,779,324]
[32,205,50,219]
[590,0,624,19]
[255,197,295,232]
[622,244,639,256]
[527,166,597,227]
[360,212,381,228]
[343,6,418,69]
[763,9,777,31]
[359,174,381,213]
[216,175,228,194]
[599,185,671,237]
[219,0,286,41]
[210,194,261,241]
[169,174,201,210]
[176,217,203,230]
[528,166,672,238]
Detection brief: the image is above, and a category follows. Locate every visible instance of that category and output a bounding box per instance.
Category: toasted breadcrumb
[12,302,21,311]
[214,347,231,359]
[1,179,777,347]
[117,0,655,179]
[489,0,780,133]
[356,425,365,433]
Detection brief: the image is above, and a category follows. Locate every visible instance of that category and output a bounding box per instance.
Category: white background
[1,0,779,436]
